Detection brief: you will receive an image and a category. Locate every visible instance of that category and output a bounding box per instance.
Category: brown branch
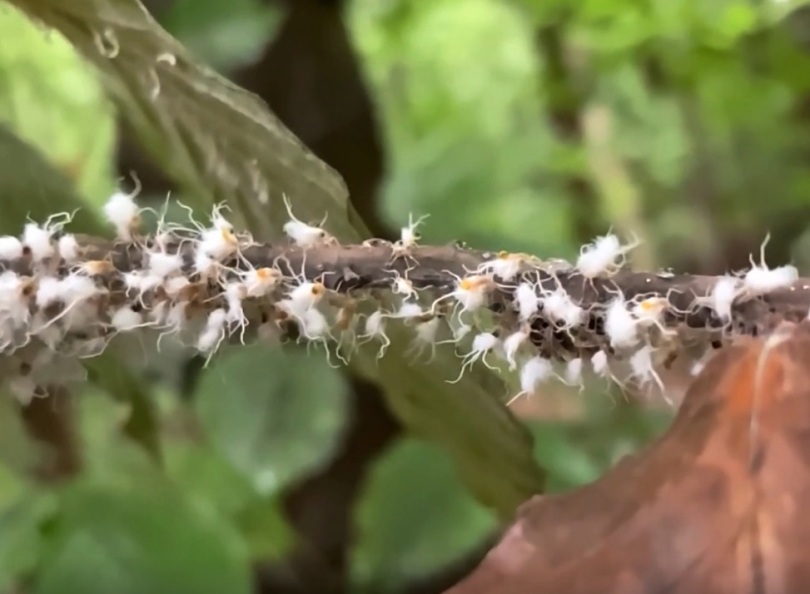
[3,234,806,367]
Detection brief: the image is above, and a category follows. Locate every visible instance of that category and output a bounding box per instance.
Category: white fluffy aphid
[242,267,282,298]
[564,357,584,387]
[508,356,556,405]
[0,236,23,260]
[591,350,611,379]
[502,323,531,370]
[110,305,145,332]
[147,249,184,279]
[35,274,100,332]
[197,308,229,359]
[448,332,500,383]
[432,273,494,317]
[358,310,391,360]
[540,286,584,328]
[103,185,141,242]
[477,251,531,282]
[604,295,640,349]
[22,223,56,262]
[224,282,249,342]
[393,300,425,320]
[0,271,31,331]
[391,274,418,301]
[703,276,742,322]
[742,235,798,296]
[57,234,80,263]
[631,296,673,336]
[198,205,239,260]
[514,281,540,322]
[407,316,442,362]
[282,195,333,248]
[576,232,639,279]
[391,213,429,260]
[286,281,326,316]
[627,345,669,404]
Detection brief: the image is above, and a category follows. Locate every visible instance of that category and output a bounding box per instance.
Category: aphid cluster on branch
[0,190,803,407]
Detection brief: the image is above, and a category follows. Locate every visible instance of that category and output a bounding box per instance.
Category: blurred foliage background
[2,0,810,592]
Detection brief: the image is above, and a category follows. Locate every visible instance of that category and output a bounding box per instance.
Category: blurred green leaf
[351,438,498,592]
[0,488,57,592]
[194,344,350,495]
[165,440,294,560]
[162,0,281,71]
[34,483,252,594]
[0,5,116,203]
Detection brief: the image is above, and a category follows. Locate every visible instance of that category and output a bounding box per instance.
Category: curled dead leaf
[446,320,810,594]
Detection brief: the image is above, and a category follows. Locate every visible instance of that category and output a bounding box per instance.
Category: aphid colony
[0,187,800,407]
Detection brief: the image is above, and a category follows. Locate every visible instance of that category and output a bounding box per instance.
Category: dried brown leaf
[447,319,810,594]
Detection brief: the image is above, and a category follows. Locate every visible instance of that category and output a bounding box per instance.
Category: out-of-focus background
[1,0,810,592]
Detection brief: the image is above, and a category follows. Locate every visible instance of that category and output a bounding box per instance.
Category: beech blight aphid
[0,236,23,261]
[477,251,538,282]
[22,223,56,262]
[627,345,669,404]
[502,323,531,370]
[604,295,640,350]
[103,174,142,242]
[514,281,540,322]
[407,317,442,362]
[287,281,326,316]
[391,213,429,262]
[694,276,742,323]
[508,356,556,405]
[110,305,146,332]
[576,232,639,279]
[198,204,239,260]
[57,234,80,263]
[282,194,333,248]
[431,273,494,318]
[564,357,584,388]
[742,233,798,296]
[540,285,584,328]
[448,332,500,384]
[242,267,282,298]
[197,308,229,363]
[358,310,391,361]
[393,300,425,320]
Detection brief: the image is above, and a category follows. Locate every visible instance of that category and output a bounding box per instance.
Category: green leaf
[351,437,498,592]
[165,441,294,559]
[0,5,116,204]
[162,0,281,71]
[0,489,57,591]
[34,483,252,594]
[194,344,350,495]
[8,0,546,514]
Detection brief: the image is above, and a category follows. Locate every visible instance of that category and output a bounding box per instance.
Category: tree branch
[3,233,805,372]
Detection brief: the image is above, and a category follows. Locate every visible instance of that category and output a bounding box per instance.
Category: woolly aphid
[391,213,429,262]
[742,234,798,297]
[448,331,500,384]
[282,195,334,249]
[508,355,556,405]
[103,177,142,242]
